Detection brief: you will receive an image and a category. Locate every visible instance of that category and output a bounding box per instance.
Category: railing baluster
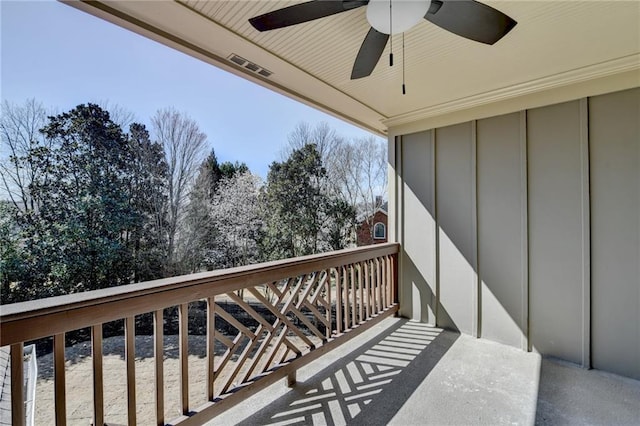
[381,256,387,308]
[358,263,364,323]
[125,316,136,425]
[350,264,357,328]
[154,309,164,426]
[326,269,332,339]
[10,343,24,426]
[376,257,383,312]
[380,256,386,309]
[386,255,392,307]
[371,260,376,315]
[179,303,189,415]
[336,267,342,334]
[377,257,387,311]
[207,297,215,401]
[92,325,104,426]
[366,260,373,315]
[53,333,66,426]
[362,261,370,319]
[343,265,350,331]
[392,253,399,304]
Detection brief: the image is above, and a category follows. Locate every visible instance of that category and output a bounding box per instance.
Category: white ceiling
[67,1,640,134]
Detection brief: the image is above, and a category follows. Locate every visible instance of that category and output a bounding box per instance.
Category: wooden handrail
[0,243,399,346]
[0,243,400,425]
[0,243,398,345]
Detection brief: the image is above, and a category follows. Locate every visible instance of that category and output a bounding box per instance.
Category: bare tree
[282,122,387,237]
[0,99,50,212]
[96,99,137,129]
[356,136,387,210]
[210,171,263,268]
[152,107,208,270]
[333,136,388,232]
[281,121,344,162]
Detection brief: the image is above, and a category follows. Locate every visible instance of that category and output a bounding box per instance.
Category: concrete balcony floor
[212,317,640,426]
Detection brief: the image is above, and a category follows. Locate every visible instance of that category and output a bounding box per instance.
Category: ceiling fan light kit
[366,0,431,35]
[249,0,517,83]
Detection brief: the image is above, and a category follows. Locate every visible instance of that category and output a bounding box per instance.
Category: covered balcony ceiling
[67,1,639,134]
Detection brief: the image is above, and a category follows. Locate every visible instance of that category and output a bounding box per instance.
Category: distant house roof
[356,202,388,223]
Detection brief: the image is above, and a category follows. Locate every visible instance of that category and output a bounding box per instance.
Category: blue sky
[1,0,379,178]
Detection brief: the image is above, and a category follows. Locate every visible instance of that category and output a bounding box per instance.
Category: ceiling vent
[227,54,273,78]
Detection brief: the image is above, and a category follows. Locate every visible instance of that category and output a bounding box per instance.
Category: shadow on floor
[236,319,459,426]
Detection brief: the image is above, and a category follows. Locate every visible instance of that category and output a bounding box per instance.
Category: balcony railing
[0,243,399,426]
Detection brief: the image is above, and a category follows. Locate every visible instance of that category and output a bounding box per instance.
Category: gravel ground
[34,332,319,425]
[35,334,226,425]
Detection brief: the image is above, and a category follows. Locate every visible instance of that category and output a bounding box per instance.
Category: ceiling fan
[249,0,517,80]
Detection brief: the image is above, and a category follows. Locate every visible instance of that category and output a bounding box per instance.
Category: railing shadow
[236,318,459,426]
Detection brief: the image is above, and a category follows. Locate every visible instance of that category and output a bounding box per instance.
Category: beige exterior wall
[476,112,528,350]
[589,89,640,379]
[392,87,640,379]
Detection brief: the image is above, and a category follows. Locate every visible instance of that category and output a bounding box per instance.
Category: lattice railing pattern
[0,244,398,426]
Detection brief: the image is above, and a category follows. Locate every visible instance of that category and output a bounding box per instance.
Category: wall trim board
[396,136,405,316]
[384,56,639,131]
[471,121,480,338]
[430,130,438,326]
[579,98,591,369]
[520,111,530,353]
[389,135,399,244]
[387,71,640,139]
[433,129,441,327]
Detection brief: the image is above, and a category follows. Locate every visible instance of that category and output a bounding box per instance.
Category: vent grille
[245,62,259,72]
[227,53,273,79]
[229,54,247,66]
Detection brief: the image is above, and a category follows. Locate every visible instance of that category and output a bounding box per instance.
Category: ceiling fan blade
[351,27,389,79]
[425,0,517,45]
[249,0,368,32]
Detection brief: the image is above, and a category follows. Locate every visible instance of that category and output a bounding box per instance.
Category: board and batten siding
[589,88,640,379]
[395,87,640,379]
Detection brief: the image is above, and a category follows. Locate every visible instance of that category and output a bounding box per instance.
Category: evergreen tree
[26,104,135,294]
[261,144,355,260]
[125,123,169,281]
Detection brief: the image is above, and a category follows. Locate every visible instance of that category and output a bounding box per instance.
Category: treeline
[0,100,387,304]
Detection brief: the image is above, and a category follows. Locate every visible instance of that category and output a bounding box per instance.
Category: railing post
[153,309,164,426]
[125,316,136,425]
[54,333,66,426]
[286,370,296,388]
[207,297,216,401]
[179,303,189,415]
[91,324,104,426]
[10,343,25,426]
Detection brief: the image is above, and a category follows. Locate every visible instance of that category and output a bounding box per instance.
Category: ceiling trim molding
[383,54,640,128]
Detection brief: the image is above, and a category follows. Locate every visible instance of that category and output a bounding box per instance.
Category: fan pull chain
[389,0,393,66]
[402,32,406,95]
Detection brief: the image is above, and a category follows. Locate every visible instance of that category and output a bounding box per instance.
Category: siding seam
[520,110,530,352]
[579,97,591,369]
